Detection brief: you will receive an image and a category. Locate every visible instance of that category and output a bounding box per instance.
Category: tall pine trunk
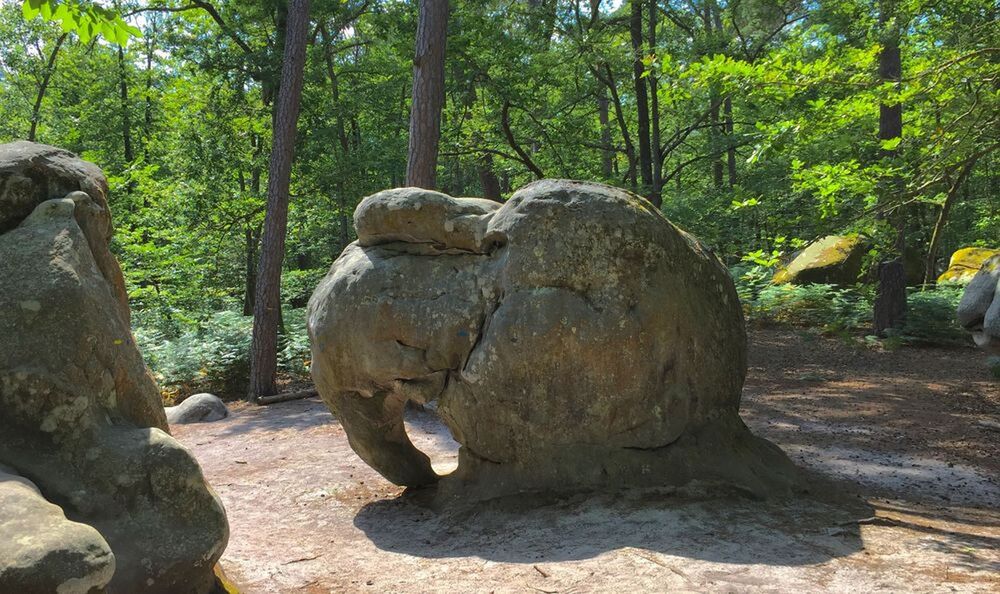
[117,45,134,164]
[648,0,662,207]
[630,0,652,196]
[248,0,310,401]
[873,2,906,336]
[406,0,449,189]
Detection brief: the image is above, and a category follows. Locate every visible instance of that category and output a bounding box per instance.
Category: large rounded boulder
[308,180,799,499]
[0,141,228,593]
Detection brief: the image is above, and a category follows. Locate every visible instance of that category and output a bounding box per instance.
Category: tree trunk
[478,152,501,201]
[117,45,135,164]
[647,0,662,207]
[873,1,906,333]
[142,17,157,161]
[28,33,67,142]
[630,0,652,196]
[924,157,979,285]
[874,259,907,336]
[724,96,736,187]
[406,0,449,189]
[594,63,636,188]
[598,90,612,179]
[248,0,311,402]
[705,2,724,189]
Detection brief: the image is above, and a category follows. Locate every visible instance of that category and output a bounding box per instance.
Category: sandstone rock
[308,180,800,500]
[772,234,867,285]
[957,254,1000,354]
[166,393,229,425]
[0,466,114,594]
[0,142,228,593]
[938,247,1000,284]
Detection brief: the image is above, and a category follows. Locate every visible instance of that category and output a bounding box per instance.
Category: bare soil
[172,329,999,593]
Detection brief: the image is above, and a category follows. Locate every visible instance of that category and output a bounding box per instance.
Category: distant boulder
[166,393,229,424]
[957,254,1000,354]
[938,247,1000,284]
[772,234,867,286]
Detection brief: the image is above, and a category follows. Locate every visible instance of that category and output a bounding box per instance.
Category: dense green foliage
[1,0,996,393]
[734,265,968,344]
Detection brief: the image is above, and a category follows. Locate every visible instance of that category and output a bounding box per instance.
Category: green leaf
[880,137,902,151]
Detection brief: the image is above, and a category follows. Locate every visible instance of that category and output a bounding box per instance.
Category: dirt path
[173,329,999,593]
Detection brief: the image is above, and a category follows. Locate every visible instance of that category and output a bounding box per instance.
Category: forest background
[2,0,997,398]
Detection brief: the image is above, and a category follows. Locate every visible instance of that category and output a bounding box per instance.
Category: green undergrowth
[130,268,974,401]
[133,306,311,400]
[732,265,969,345]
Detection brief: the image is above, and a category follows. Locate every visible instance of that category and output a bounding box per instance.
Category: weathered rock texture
[166,393,229,425]
[772,234,867,286]
[0,141,228,593]
[957,254,1000,354]
[308,180,799,500]
[938,247,1000,284]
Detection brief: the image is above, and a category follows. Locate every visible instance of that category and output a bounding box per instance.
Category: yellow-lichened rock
[938,247,1000,284]
[772,234,867,286]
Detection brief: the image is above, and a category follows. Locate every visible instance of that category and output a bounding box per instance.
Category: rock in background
[0,142,228,593]
[938,247,1000,284]
[308,180,800,501]
[166,393,229,425]
[772,234,868,286]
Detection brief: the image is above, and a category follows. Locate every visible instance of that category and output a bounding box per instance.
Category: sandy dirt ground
[172,329,999,593]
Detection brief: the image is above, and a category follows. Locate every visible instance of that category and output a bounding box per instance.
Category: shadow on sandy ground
[353,477,872,567]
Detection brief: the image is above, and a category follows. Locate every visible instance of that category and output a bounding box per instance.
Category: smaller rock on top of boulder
[165,393,229,425]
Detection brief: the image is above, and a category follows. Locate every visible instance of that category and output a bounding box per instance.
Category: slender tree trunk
[924,157,979,285]
[248,0,311,401]
[142,18,157,162]
[594,64,636,188]
[704,3,724,189]
[117,45,135,164]
[648,0,662,207]
[406,0,449,189]
[630,0,652,196]
[873,1,905,336]
[243,225,259,316]
[478,152,501,201]
[28,33,68,142]
[724,96,736,187]
[598,90,612,179]
[501,100,545,178]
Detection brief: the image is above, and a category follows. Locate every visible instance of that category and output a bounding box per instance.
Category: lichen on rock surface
[772,234,868,286]
[938,247,1000,284]
[308,179,801,501]
[0,141,228,593]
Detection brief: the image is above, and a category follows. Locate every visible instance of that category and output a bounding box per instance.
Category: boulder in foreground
[308,180,801,501]
[0,141,228,593]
